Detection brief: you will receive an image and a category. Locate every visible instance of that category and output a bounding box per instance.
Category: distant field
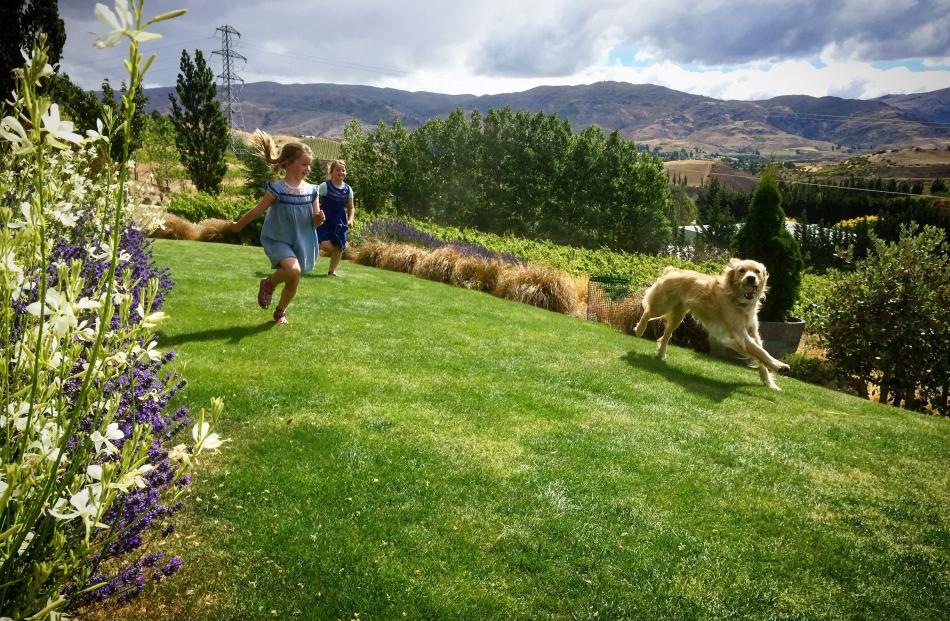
[804,146,950,179]
[300,136,343,161]
[663,160,758,192]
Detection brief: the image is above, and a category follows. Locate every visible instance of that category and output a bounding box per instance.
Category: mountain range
[143,81,950,154]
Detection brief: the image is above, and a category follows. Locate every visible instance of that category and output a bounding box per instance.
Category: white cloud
[56,0,950,99]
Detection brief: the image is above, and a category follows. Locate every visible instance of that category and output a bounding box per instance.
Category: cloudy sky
[58,0,950,100]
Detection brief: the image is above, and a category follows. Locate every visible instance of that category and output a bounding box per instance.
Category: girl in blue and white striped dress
[230,130,325,324]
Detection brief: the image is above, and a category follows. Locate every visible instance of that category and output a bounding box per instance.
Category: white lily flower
[115,463,154,492]
[41,104,84,149]
[86,118,107,142]
[94,1,161,48]
[192,421,225,454]
[135,340,162,363]
[141,310,167,328]
[52,208,79,228]
[0,116,34,155]
[48,488,107,533]
[168,443,191,464]
[76,297,101,311]
[87,464,103,482]
[90,422,123,455]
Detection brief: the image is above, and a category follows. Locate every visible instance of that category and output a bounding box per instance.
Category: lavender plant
[0,3,223,618]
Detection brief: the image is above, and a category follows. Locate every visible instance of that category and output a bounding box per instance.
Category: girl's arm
[312,197,325,227]
[230,193,275,232]
[346,195,355,226]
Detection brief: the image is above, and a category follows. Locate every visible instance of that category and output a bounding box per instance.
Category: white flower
[94,1,161,48]
[0,116,34,155]
[192,421,224,454]
[2,401,30,432]
[87,464,103,482]
[114,464,154,492]
[86,118,107,142]
[90,422,124,455]
[16,531,34,557]
[141,310,167,328]
[41,103,84,149]
[135,340,162,363]
[49,488,107,533]
[52,208,79,228]
[168,443,191,464]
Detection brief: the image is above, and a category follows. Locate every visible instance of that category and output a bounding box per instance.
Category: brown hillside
[663,160,758,193]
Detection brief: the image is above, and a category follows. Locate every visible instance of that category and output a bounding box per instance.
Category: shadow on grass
[622,350,751,403]
[156,320,274,347]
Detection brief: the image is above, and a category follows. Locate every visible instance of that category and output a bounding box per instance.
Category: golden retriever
[634,259,789,390]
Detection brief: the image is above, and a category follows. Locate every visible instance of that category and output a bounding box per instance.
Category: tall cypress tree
[168,49,229,195]
[733,166,804,321]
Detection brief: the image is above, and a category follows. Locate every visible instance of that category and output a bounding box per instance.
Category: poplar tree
[168,49,229,194]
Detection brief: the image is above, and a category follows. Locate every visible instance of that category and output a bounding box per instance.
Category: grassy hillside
[98,239,950,620]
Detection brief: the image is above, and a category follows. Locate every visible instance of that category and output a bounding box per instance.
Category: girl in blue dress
[316,160,355,276]
[230,130,325,324]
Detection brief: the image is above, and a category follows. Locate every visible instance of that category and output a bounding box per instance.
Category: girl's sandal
[273,307,288,325]
[258,277,275,308]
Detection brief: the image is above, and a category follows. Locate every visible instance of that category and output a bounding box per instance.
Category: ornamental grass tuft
[493,264,579,315]
[450,255,505,291]
[376,242,426,274]
[412,245,461,283]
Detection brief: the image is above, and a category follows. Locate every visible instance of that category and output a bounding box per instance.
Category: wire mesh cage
[586,276,632,322]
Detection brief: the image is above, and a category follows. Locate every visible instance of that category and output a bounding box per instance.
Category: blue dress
[316,180,353,251]
[260,180,319,273]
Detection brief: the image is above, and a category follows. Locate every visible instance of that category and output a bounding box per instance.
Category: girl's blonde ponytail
[251,129,281,173]
[250,129,313,174]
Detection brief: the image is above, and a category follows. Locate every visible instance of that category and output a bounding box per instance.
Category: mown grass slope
[105,239,949,621]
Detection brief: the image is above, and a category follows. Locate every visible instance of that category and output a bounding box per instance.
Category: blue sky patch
[607,47,652,68]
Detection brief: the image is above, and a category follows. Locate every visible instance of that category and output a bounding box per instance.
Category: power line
[236,42,408,77]
[665,166,947,199]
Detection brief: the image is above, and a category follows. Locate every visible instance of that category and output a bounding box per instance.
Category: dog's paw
[776,362,791,374]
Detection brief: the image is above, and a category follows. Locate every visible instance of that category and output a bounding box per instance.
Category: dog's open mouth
[744,285,758,300]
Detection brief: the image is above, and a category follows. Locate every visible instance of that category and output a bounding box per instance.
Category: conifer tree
[733,166,804,321]
[168,49,229,194]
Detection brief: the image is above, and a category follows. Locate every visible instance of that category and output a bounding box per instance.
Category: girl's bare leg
[271,257,301,311]
[321,241,342,275]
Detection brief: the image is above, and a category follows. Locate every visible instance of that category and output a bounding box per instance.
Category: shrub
[733,167,804,321]
[820,225,950,415]
[166,191,246,223]
[786,353,837,386]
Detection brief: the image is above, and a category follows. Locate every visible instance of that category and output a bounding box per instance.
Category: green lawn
[112,239,949,620]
